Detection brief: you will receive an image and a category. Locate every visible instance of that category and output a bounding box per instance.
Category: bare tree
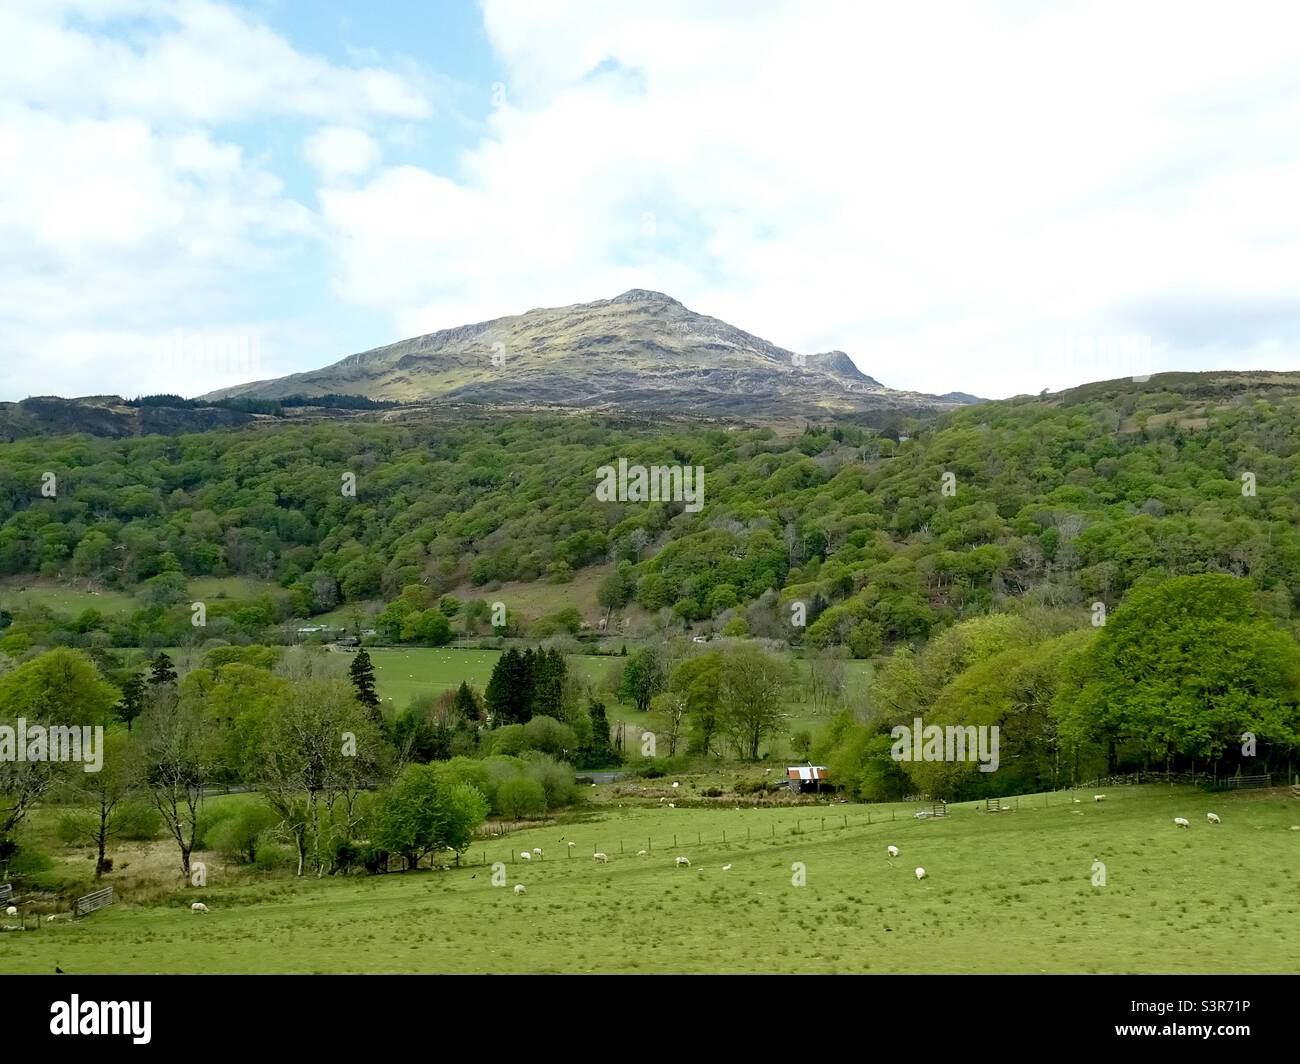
[136,687,218,879]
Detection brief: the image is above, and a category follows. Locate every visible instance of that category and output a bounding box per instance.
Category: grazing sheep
[191,903,208,913]
[887,845,899,858]
[46,915,57,923]
[1094,795,1106,802]
[567,841,576,849]
[672,782,679,788]
[1206,812,1221,824]
[532,847,543,857]
[914,867,926,880]
[519,851,531,861]
[593,852,609,863]
[721,864,732,871]
[637,849,648,856]
[4,906,16,917]
[1174,817,1190,828]
[668,803,675,808]
[675,856,691,868]
[513,884,526,895]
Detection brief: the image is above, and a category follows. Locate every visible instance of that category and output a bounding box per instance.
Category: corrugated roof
[786,765,829,780]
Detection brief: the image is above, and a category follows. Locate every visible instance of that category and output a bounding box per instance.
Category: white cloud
[0,0,430,400]
[303,127,382,182]
[316,0,1300,397]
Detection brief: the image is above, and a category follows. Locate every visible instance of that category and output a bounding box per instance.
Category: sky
[2,0,1299,402]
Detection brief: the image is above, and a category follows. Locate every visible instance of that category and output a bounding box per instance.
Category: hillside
[4,371,1300,652]
[202,289,979,418]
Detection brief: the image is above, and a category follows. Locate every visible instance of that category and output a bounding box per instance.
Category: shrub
[115,801,164,840]
[494,775,547,818]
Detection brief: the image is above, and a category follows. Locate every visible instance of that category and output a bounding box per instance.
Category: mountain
[202,290,980,418]
[0,395,255,441]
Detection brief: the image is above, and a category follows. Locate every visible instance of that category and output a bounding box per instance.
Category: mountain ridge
[201,289,978,417]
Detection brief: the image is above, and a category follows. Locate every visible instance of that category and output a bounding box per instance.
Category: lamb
[191,902,208,913]
[46,915,57,922]
[593,852,609,863]
[667,803,675,808]
[886,845,899,858]
[532,847,543,857]
[1094,795,1106,802]
[914,867,926,880]
[721,864,732,871]
[637,849,648,856]
[514,884,526,895]
[4,906,16,917]
[675,856,691,868]
[672,781,679,788]
[567,841,576,850]
[1206,812,1221,824]
[519,851,531,861]
[1173,817,1190,828]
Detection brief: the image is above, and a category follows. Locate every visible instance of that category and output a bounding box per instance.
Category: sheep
[914,867,926,881]
[593,852,609,863]
[1173,817,1190,828]
[190,902,208,913]
[513,884,526,895]
[532,847,543,857]
[886,845,899,858]
[668,803,675,808]
[1094,795,1106,802]
[637,849,648,856]
[1206,812,1221,824]
[675,856,691,868]
[721,864,732,871]
[672,781,679,788]
[46,915,57,923]
[4,906,16,917]
[567,841,576,850]
[519,851,531,861]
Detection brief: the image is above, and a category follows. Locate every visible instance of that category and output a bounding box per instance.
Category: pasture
[3,786,1295,974]
[0,579,137,618]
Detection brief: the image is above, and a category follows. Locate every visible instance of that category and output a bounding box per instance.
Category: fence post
[620,840,624,854]
[723,830,726,843]
[821,818,825,831]
[648,838,652,853]
[697,832,701,845]
[868,810,871,824]
[674,834,677,847]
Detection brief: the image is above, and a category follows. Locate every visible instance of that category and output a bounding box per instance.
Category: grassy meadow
[3,785,1295,974]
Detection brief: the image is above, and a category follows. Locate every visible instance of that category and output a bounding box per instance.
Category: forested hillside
[2,372,1300,652]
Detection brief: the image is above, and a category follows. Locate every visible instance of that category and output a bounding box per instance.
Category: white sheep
[1206,812,1221,824]
[532,847,543,857]
[675,856,691,868]
[4,906,16,917]
[567,841,576,850]
[886,845,899,858]
[1094,795,1106,802]
[672,781,679,788]
[721,863,732,871]
[191,902,208,913]
[519,851,531,861]
[593,852,609,863]
[1173,817,1190,828]
[514,884,526,895]
[668,803,675,808]
[637,849,648,856]
[46,915,57,922]
[914,867,926,880]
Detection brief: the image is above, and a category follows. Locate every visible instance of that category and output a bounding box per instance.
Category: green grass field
[4,786,1295,973]
[0,579,138,618]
